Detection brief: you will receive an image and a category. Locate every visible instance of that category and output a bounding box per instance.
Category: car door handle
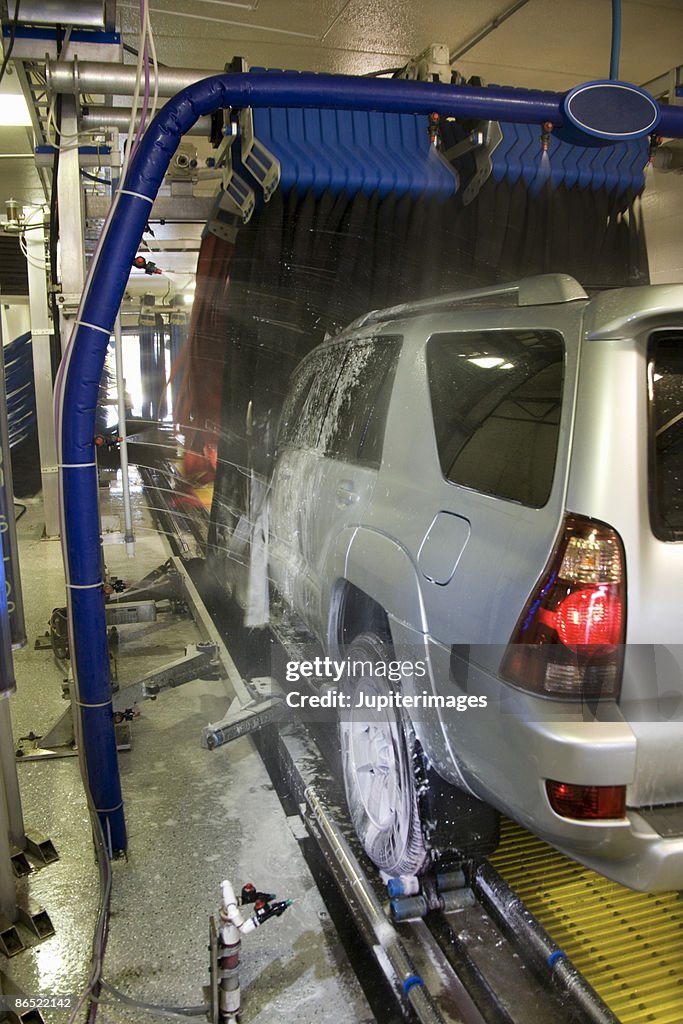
[336,481,359,506]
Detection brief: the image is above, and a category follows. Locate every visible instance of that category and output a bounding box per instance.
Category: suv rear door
[566,301,683,808]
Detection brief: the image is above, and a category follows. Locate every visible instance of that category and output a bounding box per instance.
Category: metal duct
[81,107,212,137]
[57,71,683,855]
[47,58,218,98]
[13,1,106,27]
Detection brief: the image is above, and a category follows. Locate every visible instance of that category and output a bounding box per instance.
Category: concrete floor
[2,485,373,1023]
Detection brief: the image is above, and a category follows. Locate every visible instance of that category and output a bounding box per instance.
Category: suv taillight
[500,514,626,699]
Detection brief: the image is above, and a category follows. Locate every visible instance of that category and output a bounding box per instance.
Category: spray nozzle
[427,112,441,149]
[541,121,554,153]
[648,133,664,163]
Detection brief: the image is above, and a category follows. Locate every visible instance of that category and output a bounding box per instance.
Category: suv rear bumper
[403,631,683,892]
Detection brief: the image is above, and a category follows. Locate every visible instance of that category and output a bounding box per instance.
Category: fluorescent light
[468,356,505,369]
[0,87,32,127]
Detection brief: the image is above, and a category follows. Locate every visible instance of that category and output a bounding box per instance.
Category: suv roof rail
[346,274,588,331]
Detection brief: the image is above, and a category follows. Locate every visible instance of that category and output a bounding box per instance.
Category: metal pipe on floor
[305,784,445,1024]
[474,861,620,1024]
[0,701,25,850]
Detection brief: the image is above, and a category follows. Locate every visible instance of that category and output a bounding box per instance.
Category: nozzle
[541,121,554,153]
[427,111,441,149]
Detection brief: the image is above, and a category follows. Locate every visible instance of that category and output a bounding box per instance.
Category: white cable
[119,1,147,185]
[145,1,159,124]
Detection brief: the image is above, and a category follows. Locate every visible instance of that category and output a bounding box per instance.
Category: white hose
[114,315,135,557]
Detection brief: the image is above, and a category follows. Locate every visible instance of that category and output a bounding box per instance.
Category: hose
[610,0,622,80]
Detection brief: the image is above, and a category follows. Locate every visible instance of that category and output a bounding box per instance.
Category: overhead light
[0,79,32,127]
[468,356,505,369]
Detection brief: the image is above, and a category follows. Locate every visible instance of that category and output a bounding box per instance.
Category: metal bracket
[105,601,157,626]
[201,677,289,750]
[238,107,280,201]
[215,120,256,224]
[206,916,220,1024]
[396,42,452,84]
[9,848,31,879]
[22,831,59,868]
[442,120,503,206]
[14,902,54,943]
[112,641,222,713]
[0,916,24,958]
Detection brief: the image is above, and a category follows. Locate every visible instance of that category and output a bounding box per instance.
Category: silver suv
[267,274,683,892]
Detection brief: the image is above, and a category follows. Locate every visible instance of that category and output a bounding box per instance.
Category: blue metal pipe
[610,0,622,80]
[57,71,683,853]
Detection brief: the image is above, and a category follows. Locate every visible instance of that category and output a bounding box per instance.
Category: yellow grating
[489,819,683,1024]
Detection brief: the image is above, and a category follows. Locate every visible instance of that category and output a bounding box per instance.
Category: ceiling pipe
[81,106,212,137]
[15,0,107,28]
[56,69,683,856]
[45,60,683,137]
[47,58,218,98]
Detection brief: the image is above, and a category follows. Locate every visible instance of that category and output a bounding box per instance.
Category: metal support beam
[56,96,87,347]
[85,194,214,223]
[25,217,60,538]
[0,704,25,851]
[0,750,17,925]
[0,330,26,647]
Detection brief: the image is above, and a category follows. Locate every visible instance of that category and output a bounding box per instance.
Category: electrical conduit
[56,71,683,853]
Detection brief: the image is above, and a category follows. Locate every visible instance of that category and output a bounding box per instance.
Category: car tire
[339,632,430,877]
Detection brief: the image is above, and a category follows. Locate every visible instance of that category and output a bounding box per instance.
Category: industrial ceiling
[1,0,682,273]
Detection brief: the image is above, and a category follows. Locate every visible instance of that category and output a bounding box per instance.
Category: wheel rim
[347,680,402,833]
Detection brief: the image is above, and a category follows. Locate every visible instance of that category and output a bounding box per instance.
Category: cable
[0,0,21,88]
[48,32,62,366]
[449,0,532,63]
[99,982,209,1020]
[361,66,404,78]
[81,169,111,188]
[13,502,26,521]
[610,0,621,79]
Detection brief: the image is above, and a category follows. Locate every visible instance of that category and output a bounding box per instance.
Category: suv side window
[278,344,345,450]
[320,336,401,468]
[648,331,683,541]
[427,329,564,507]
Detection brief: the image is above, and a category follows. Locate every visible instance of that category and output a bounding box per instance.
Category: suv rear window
[427,330,564,507]
[648,332,683,541]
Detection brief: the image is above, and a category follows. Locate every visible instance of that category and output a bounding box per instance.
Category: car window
[648,331,683,542]
[320,337,401,468]
[427,329,564,507]
[278,344,345,450]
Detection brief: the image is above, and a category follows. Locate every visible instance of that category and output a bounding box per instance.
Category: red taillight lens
[500,514,626,699]
[546,780,626,820]
[539,585,623,648]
